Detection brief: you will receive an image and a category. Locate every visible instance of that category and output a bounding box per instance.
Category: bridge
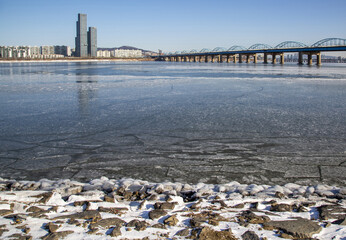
[159,38,346,66]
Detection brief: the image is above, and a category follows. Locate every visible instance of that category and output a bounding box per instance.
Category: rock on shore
[0,177,345,239]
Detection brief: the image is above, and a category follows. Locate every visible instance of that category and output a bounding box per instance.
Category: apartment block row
[0,45,71,59]
[97,49,143,58]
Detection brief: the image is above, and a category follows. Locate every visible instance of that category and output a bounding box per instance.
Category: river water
[0,61,345,185]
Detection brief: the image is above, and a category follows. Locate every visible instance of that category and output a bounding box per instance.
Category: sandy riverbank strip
[0,177,345,239]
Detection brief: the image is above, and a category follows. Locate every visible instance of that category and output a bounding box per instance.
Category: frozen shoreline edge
[1,176,345,200]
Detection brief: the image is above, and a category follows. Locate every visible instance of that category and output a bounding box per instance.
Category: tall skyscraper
[75,13,88,57]
[88,27,97,57]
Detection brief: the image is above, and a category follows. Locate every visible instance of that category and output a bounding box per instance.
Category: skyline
[0,0,346,53]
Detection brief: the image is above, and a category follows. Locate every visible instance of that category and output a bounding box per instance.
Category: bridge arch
[248,43,272,50]
[275,41,307,48]
[174,51,181,54]
[212,47,227,52]
[228,45,246,51]
[311,38,346,47]
[190,49,198,53]
[200,48,211,53]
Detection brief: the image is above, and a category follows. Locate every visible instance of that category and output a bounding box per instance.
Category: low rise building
[113,49,142,58]
[0,45,71,58]
[97,50,111,58]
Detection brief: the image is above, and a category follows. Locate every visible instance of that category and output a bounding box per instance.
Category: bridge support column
[264,53,268,64]
[253,54,257,64]
[239,54,242,63]
[193,56,196,62]
[246,55,250,63]
[298,52,303,65]
[211,56,214,63]
[205,55,208,63]
[226,55,230,63]
[280,53,284,64]
[316,52,321,66]
[233,55,237,63]
[272,54,277,64]
[308,53,312,66]
[219,55,223,63]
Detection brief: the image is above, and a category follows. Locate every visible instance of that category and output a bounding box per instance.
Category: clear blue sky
[0,0,346,52]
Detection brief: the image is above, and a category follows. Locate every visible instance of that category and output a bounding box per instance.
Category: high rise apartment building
[75,13,88,57]
[75,13,97,57]
[88,27,97,57]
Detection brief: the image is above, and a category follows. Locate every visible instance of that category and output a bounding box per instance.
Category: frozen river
[0,61,345,185]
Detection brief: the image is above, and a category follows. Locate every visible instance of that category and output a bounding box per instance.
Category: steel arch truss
[212,47,227,52]
[248,43,272,50]
[311,38,346,47]
[190,49,198,53]
[228,45,246,51]
[275,41,307,48]
[200,48,211,53]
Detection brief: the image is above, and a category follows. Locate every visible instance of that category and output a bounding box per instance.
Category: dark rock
[0,209,13,216]
[53,210,101,220]
[42,231,74,240]
[275,191,286,199]
[238,211,270,224]
[104,195,115,203]
[263,218,322,238]
[198,227,237,240]
[109,226,122,237]
[154,202,177,210]
[176,228,190,237]
[89,217,125,229]
[126,219,149,231]
[164,215,178,226]
[33,192,53,204]
[148,209,167,220]
[318,205,346,220]
[270,203,292,212]
[7,233,32,240]
[45,222,60,233]
[151,223,166,229]
[26,206,44,213]
[97,207,128,215]
[241,230,260,240]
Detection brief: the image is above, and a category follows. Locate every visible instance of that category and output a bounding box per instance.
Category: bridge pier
[272,54,277,64]
[264,53,268,64]
[239,54,242,63]
[298,52,303,65]
[253,53,257,64]
[218,55,223,63]
[233,55,237,63]
[308,53,312,66]
[246,55,250,63]
[280,53,284,64]
[316,52,321,66]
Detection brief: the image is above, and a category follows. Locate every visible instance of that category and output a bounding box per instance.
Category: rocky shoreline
[0,177,345,239]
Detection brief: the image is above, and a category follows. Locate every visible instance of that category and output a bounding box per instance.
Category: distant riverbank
[0,57,155,63]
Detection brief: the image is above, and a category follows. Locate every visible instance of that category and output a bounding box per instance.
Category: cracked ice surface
[0,61,345,185]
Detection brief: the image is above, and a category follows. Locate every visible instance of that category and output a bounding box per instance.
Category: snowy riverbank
[0,177,345,239]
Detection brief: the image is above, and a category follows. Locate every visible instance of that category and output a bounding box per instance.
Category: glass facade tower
[75,13,88,57]
[88,27,97,57]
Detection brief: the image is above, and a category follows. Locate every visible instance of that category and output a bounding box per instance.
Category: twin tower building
[75,13,97,57]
